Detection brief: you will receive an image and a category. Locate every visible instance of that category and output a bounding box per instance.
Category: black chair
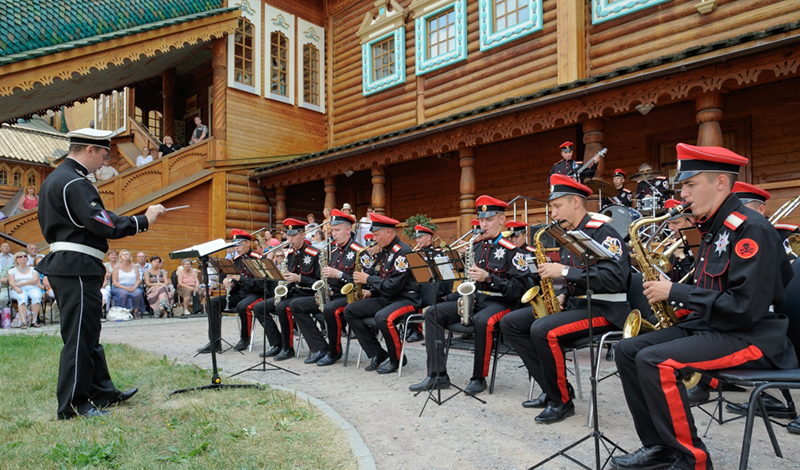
[704,260,800,469]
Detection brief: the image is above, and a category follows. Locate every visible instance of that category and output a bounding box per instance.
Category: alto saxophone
[313,244,331,312]
[274,249,290,306]
[457,231,483,326]
[521,224,562,319]
[341,247,369,304]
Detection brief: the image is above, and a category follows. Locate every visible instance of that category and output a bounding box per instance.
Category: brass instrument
[769,194,800,224]
[413,236,446,251]
[521,223,562,319]
[457,231,483,326]
[313,242,331,312]
[274,247,290,306]
[341,247,369,304]
[224,279,235,311]
[788,233,800,257]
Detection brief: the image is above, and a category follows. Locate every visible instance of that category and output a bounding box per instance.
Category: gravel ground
[14,315,800,470]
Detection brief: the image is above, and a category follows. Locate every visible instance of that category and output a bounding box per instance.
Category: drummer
[633,162,670,202]
[607,168,633,208]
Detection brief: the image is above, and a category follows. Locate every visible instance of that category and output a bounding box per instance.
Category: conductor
[36,129,166,420]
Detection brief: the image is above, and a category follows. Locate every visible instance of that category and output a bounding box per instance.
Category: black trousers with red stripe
[424,296,511,380]
[530,307,618,406]
[344,297,418,364]
[322,296,349,356]
[616,327,772,470]
[252,294,313,351]
[499,307,545,391]
[207,292,260,343]
[290,296,328,354]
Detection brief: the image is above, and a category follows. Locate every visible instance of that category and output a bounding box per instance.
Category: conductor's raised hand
[145,204,167,225]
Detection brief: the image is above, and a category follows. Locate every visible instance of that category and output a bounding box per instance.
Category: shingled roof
[0,118,68,165]
[0,0,235,65]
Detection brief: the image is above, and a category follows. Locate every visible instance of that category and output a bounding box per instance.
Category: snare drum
[639,196,662,214]
[600,205,642,238]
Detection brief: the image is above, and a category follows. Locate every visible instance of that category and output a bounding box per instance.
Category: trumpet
[769,194,800,224]
[413,236,445,250]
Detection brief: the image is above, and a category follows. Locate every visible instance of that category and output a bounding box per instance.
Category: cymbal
[630,170,664,182]
[586,178,616,193]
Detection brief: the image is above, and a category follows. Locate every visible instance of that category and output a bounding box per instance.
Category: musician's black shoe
[788,416,800,434]
[377,355,407,374]
[409,375,451,392]
[304,350,327,364]
[274,348,295,361]
[535,401,575,424]
[317,353,342,367]
[233,338,249,351]
[609,445,680,469]
[523,392,548,409]
[406,331,424,343]
[686,384,711,404]
[725,393,797,419]
[259,345,281,358]
[364,352,389,372]
[113,388,138,405]
[197,342,221,354]
[464,378,487,395]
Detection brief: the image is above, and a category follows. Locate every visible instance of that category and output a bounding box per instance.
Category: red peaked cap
[471,218,480,226]
[675,143,747,182]
[330,208,356,225]
[732,181,770,204]
[414,225,434,237]
[505,220,528,234]
[364,233,374,240]
[282,218,307,235]
[613,168,627,178]
[560,141,574,149]
[549,174,593,201]
[664,198,693,219]
[475,195,508,218]
[231,229,252,240]
[369,212,400,230]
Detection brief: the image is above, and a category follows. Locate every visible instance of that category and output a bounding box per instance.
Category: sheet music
[433,254,457,281]
[172,239,241,257]
[566,230,620,260]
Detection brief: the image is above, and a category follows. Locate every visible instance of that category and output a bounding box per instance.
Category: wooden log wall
[225,170,271,234]
[175,60,213,146]
[587,0,800,75]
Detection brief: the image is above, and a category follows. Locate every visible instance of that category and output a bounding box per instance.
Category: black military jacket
[617,188,633,207]
[224,249,266,296]
[328,234,364,292]
[37,157,148,277]
[285,240,321,295]
[558,213,632,328]
[365,236,420,305]
[670,194,798,370]
[635,176,670,199]
[548,159,597,185]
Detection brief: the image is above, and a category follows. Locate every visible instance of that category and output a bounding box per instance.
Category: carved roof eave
[356,0,408,44]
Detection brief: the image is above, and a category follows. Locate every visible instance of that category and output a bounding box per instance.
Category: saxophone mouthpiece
[668,202,692,217]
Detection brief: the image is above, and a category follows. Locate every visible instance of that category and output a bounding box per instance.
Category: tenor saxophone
[457,231,483,326]
[341,247,369,304]
[521,224,562,319]
[313,243,331,312]
[274,249,290,305]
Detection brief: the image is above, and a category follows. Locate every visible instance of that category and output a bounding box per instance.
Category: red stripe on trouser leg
[548,316,610,403]
[334,306,345,355]
[482,309,510,377]
[286,305,294,346]
[386,305,417,361]
[658,345,764,470]
[244,298,262,337]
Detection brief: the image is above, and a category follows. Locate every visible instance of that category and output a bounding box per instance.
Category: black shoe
[274,349,295,361]
[409,375,451,392]
[377,355,407,374]
[535,401,576,424]
[58,407,112,420]
[726,393,797,420]
[112,388,138,405]
[364,352,389,372]
[687,384,711,404]
[406,331,424,343]
[609,445,680,469]
[788,416,800,435]
[523,392,548,409]
[317,353,342,367]
[234,338,250,351]
[259,345,281,358]
[197,342,221,354]
[464,378,487,395]
[304,350,327,364]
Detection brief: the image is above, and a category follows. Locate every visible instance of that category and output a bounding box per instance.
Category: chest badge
[493,247,506,260]
[394,255,408,273]
[714,230,730,257]
[345,251,355,260]
[303,255,312,265]
[512,253,528,272]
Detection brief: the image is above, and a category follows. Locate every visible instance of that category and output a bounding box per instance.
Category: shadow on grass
[0,333,357,469]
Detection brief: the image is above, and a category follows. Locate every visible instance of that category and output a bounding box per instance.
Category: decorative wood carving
[212,37,228,146]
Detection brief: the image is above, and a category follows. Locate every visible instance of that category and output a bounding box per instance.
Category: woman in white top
[100,249,118,309]
[111,249,146,317]
[8,251,43,328]
[135,146,154,167]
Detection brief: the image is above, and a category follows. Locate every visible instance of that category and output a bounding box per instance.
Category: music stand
[230,258,299,378]
[199,257,249,355]
[529,227,626,470]
[169,239,262,395]
[407,248,486,417]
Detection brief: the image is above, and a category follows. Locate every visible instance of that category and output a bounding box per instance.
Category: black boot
[233,338,249,351]
[609,445,680,469]
[535,401,575,424]
[409,375,451,392]
[464,378,487,395]
[197,342,221,354]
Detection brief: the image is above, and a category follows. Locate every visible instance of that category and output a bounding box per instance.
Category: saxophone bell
[457,281,476,326]
[521,286,549,320]
[622,309,657,338]
[341,283,357,304]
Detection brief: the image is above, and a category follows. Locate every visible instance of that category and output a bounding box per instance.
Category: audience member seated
[157,136,180,158]
[176,259,202,316]
[0,242,13,270]
[311,230,326,251]
[8,252,42,328]
[135,146,154,167]
[1,265,11,307]
[111,249,146,318]
[17,185,39,212]
[26,243,43,266]
[135,252,151,284]
[189,116,208,144]
[95,154,119,181]
[144,255,174,318]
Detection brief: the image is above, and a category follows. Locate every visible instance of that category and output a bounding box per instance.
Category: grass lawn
[0,333,357,469]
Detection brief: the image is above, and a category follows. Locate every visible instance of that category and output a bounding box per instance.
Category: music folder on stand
[406,247,486,418]
[529,226,627,470]
[230,257,299,378]
[168,239,263,395]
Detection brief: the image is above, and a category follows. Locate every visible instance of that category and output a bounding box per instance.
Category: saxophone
[521,224,562,319]
[341,247,369,304]
[313,244,331,312]
[274,248,290,305]
[457,231,483,326]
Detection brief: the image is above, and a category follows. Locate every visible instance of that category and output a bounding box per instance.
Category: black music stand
[529,226,626,470]
[230,258,299,378]
[407,248,486,417]
[204,258,245,355]
[169,239,262,395]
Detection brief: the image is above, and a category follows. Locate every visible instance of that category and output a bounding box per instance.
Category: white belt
[576,293,627,302]
[49,242,106,261]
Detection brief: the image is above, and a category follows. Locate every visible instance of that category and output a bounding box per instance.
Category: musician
[197,229,264,354]
[611,144,797,470]
[409,196,528,395]
[251,218,321,361]
[344,213,420,374]
[290,210,364,366]
[548,142,597,185]
[611,168,633,207]
[733,181,800,260]
[634,162,670,201]
[525,175,632,423]
[406,224,441,343]
[663,198,695,284]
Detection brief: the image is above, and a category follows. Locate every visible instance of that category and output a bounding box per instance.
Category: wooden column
[696,92,723,147]
[459,147,477,232]
[275,186,287,226]
[162,67,176,140]
[371,166,386,215]
[582,118,605,179]
[211,37,227,160]
[556,0,586,83]
[324,176,336,210]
